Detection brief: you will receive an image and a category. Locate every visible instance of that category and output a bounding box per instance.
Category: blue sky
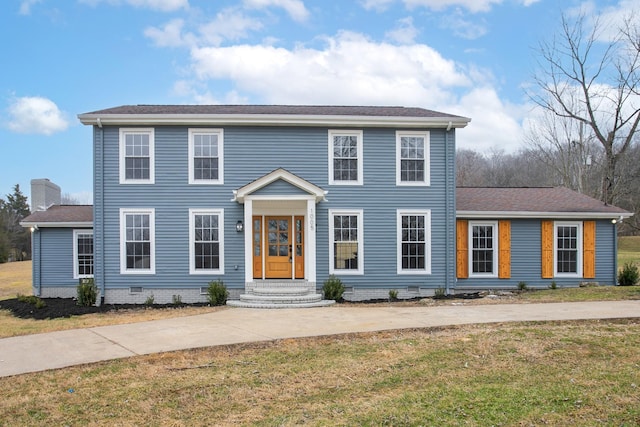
[0,0,635,204]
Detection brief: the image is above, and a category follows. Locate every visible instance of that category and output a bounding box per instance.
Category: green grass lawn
[619,236,640,268]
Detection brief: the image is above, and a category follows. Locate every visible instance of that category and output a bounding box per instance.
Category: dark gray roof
[21,205,93,227]
[457,187,630,215]
[81,104,466,119]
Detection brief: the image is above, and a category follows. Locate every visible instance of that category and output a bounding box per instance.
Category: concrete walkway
[1,300,638,378]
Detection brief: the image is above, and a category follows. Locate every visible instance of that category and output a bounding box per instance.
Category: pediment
[233,168,327,203]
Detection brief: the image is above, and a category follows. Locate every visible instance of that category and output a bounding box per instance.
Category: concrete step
[237,293,324,304]
[252,287,310,296]
[227,299,336,309]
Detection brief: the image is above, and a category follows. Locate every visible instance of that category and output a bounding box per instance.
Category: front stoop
[227,282,335,309]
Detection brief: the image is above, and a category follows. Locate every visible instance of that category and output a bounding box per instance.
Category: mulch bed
[0,298,208,320]
[0,292,484,320]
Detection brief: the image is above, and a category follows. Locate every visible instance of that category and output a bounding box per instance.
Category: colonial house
[21,105,632,307]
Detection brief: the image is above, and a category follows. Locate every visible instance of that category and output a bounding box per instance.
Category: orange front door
[265,217,293,279]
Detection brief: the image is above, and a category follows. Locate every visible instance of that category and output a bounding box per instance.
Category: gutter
[456,211,634,220]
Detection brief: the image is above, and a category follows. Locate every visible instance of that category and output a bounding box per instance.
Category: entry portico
[233,168,327,289]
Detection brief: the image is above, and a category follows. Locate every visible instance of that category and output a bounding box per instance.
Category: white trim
[72,229,94,279]
[328,130,363,186]
[468,221,498,278]
[119,208,155,275]
[396,131,430,186]
[329,209,364,275]
[21,221,92,228]
[189,208,225,275]
[188,128,224,185]
[456,211,633,219]
[554,221,583,278]
[397,209,431,275]
[119,128,155,184]
[79,113,471,129]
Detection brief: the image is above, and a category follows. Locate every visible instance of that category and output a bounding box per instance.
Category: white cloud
[403,0,503,13]
[19,0,42,15]
[440,9,488,39]
[360,0,396,11]
[446,87,526,152]
[6,97,69,135]
[243,0,310,22]
[190,31,472,106]
[145,9,264,48]
[79,0,188,12]
[385,17,419,44]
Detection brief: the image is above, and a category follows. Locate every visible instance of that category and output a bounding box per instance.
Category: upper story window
[555,222,582,276]
[469,221,498,277]
[120,208,155,274]
[396,131,430,186]
[120,129,154,184]
[189,129,224,184]
[329,210,364,275]
[73,230,94,279]
[328,130,363,185]
[397,210,431,274]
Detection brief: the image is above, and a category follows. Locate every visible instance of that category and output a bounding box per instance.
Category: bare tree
[529,11,640,205]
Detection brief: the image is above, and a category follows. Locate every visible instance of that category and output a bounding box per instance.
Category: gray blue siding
[456,219,617,289]
[93,125,457,294]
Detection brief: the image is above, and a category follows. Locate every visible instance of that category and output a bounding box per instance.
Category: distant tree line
[0,185,31,263]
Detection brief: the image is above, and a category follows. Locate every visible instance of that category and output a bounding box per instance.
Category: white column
[306,199,316,284]
[244,199,253,285]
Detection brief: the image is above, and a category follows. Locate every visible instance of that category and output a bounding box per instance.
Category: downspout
[97,119,106,305]
[445,121,453,295]
[613,221,618,285]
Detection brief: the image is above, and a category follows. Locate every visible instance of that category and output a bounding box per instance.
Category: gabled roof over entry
[457,187,633,219]
[233,168,327,204]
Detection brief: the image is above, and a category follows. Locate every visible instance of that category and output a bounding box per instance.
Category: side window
[120,209,155,274]
[328,130,363,185]
[555,222,581,276]
[73,230,94,279]
[189,129,224,184]
[120,129,154,184]
[469,221,498,277]
[189,209,224,274]
[397,210,431,274]
[329,210,364,274]
[396,131,429,186]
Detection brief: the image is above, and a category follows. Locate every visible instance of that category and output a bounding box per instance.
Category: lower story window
[190,209,224,274]
[329,210,363,274]
[470,222,497,276]
[120,209,155,274]
[556,223,580,275]
[73,230,94,278]
[397,210,431,274]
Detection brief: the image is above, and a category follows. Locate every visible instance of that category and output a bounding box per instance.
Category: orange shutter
[583,221,596,279]
[498,220,511,279]
[541,220,554,278]
[456,220,468,279]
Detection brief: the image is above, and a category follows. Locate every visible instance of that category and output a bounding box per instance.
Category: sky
[0,0,636,205]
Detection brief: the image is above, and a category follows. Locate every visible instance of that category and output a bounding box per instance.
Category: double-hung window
[469,221,498,277]
[189,209,224,274]
[329,210,363,274]
[120,208,155,274]
[120,129,154,184]
[328,130,363,185]
[397,210,431,274]
[396,131,429,186]
[555,222,581,276]
[73,230,94,279]
[189,129,223,184]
